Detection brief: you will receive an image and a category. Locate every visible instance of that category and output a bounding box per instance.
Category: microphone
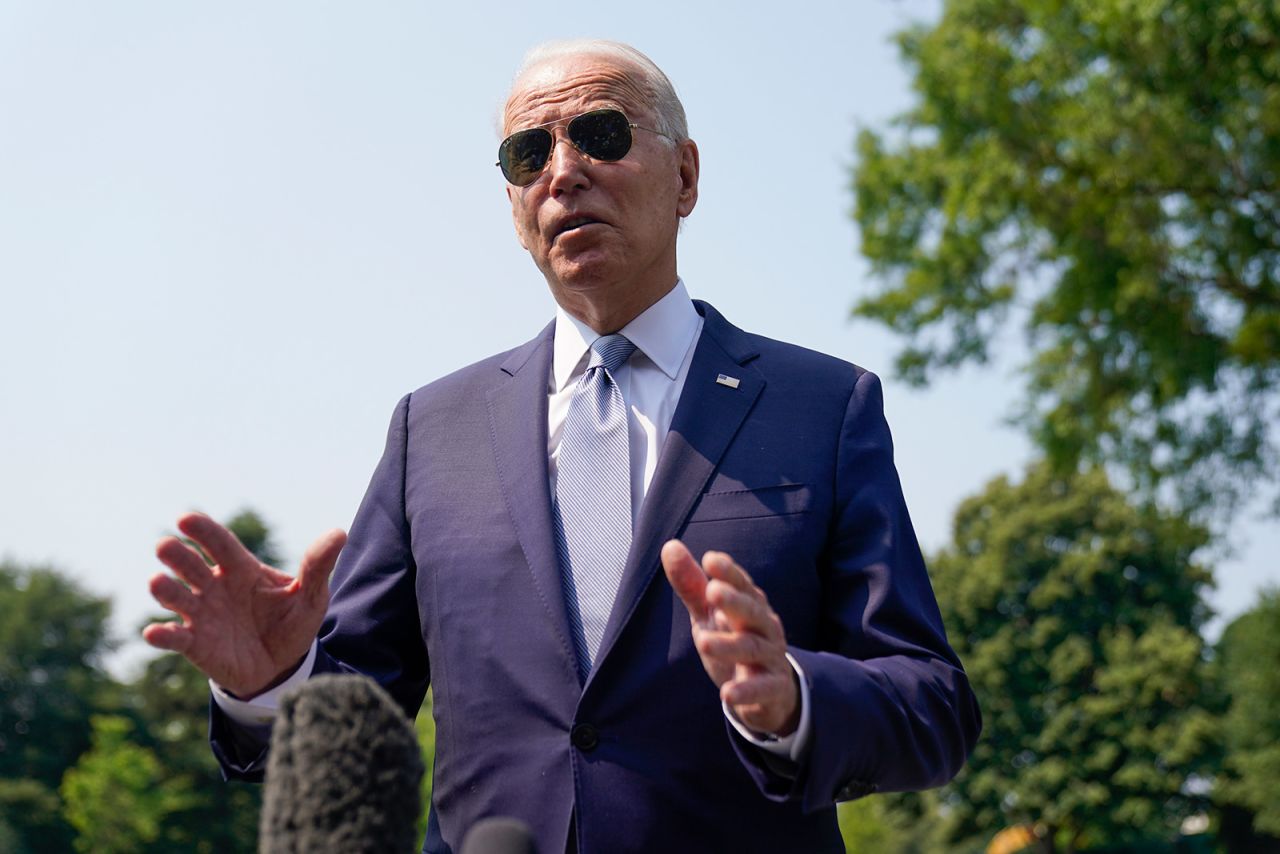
[460,817,537,854]
[259,673,425,853]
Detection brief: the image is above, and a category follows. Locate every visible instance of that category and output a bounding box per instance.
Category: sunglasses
[497,108,672,187]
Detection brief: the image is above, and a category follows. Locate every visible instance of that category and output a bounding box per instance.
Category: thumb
[297,529,347,606]
[662,539,709,624]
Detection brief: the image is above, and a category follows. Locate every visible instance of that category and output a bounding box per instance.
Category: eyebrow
[511,103,629,133]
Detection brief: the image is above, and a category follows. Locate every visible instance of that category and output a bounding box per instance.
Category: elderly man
[145,40,980,853]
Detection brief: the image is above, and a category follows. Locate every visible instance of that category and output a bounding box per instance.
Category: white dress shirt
[548,278,702,522]
[214,279,810,761]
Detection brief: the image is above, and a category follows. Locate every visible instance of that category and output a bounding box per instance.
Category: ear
[507,185,530,251]
[675,139,699,219]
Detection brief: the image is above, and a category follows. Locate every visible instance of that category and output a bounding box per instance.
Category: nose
[545,130,591,196]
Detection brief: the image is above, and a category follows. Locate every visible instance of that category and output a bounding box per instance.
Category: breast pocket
[678,482,821,629]
[685,482,811,523]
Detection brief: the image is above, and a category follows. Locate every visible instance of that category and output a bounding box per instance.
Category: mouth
[553,215,606,241]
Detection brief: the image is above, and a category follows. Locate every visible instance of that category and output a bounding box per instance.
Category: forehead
[503,54,651,133]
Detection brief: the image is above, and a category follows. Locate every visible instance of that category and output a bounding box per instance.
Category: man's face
[502,53,698,327]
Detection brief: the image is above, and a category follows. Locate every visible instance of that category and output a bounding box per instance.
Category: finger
[297,529,347,607]
[141,620,194,654]
[177,512,256,574]
[721,670,794,710]
[733,702,796,738]
[662,539,710,624]
[702,550,759,594]
[155,537,215,589]
[149,572,201,617]
[259,565,296,587]
[713,608,732,632]
[694,628,779,666]
[706,579,784,642]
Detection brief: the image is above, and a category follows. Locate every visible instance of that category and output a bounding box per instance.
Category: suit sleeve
[207,394,429,780]
[731,369,981,811]
[311,393,430,715]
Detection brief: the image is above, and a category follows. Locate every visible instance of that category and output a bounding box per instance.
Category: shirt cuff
[723,652,812,762]
[209,641,318,727]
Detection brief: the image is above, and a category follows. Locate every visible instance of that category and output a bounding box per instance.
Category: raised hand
[661,539,799,737]
[143,512,346,698]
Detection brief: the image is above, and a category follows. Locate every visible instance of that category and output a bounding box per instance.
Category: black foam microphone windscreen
[460,816,538,854]
[260,673,425,853]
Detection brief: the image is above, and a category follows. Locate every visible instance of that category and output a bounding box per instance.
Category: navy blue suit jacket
[211,301,980,853]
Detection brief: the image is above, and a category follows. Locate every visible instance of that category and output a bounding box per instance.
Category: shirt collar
[552,278,700,392]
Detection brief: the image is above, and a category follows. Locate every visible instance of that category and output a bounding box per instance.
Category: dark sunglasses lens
[499,128,553,186]
[569,110,632,161]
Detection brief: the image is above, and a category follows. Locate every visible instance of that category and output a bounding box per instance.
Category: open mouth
[554,216,603,239]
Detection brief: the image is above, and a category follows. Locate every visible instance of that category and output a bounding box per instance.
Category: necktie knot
[588,334,636,374]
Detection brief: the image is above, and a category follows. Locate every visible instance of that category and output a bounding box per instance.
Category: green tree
[0,561,114,783]
[0,778,65,854]
[926,465,1217,852]
[0,560,115,852]
[852,0,1280,518]
[415,691,437,851]
[839,797,897,853]
[127,651,264,853]
[1214,588,1280,845]
[59,715,192,854]
[839,792,952,853]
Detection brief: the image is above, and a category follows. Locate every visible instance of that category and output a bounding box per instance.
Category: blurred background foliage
[853,0,1280,523]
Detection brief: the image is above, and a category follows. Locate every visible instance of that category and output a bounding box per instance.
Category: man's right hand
[143,511,347,698]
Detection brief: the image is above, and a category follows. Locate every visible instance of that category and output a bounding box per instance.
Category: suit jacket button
[571,723,600,752]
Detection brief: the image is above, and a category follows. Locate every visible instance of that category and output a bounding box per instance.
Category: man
[145,40,980,853]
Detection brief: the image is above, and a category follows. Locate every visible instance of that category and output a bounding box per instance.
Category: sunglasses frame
[497,108,674,187]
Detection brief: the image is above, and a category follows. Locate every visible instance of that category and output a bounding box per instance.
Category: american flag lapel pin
[715,374,741,389]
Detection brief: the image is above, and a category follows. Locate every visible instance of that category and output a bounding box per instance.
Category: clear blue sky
[2,0,1274,675]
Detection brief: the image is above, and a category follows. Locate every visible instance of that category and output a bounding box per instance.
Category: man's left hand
[661,540,800,737]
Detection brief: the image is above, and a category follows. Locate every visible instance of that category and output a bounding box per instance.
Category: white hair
[502,39,689,142]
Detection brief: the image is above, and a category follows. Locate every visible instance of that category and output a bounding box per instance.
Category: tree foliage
[839,792,955,853]
[852,0,1280,518]
[0,777,67,854]
[59,716,193,854]
[0,561,113,785]
[927,465,1217,852]
[126,651,263,853]
[415,692,437,852]
[1214,588,1280,840]
[0,560,113,852]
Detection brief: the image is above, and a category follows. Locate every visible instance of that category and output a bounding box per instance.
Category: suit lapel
[485,322,583,684]
[590,302,764,682]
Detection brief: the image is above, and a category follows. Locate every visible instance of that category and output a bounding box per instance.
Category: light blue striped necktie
[554,333,637,676]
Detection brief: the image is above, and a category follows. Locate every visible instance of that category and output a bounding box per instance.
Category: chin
[550,259,624,293]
